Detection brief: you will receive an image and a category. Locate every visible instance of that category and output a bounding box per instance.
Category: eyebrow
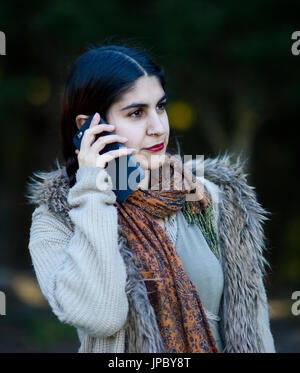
[120,93,167,111]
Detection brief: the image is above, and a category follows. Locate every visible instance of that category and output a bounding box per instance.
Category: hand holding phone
[73,113,145,202]
[73,113,136,169]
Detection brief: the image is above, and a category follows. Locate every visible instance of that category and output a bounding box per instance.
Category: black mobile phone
[73,114,145,202]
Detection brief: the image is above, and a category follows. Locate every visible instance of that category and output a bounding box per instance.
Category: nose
[146,112,166,136]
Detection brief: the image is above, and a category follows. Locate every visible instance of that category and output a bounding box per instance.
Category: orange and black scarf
[115,152,219,353]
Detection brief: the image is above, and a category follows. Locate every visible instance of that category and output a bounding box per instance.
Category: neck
[137,169,150,190]
[137,169,161,191]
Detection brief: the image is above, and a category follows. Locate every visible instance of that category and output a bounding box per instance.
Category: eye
[129,109,143,118]
[157,101,167,111]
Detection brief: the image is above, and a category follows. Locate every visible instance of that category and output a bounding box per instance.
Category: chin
[134,152,167,171]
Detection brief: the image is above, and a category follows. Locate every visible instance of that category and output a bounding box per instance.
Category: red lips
[143,142,164,151]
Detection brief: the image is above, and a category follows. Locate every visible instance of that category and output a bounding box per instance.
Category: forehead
[118,75,164,105]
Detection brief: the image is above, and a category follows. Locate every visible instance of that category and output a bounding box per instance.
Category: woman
[26,43,276,353]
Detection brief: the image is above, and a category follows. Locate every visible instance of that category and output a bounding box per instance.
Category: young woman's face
[106,75,170,171]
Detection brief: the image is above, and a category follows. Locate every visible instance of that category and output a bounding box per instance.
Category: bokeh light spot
[167,101,194,130]
[26,76,51,106]
[11,274,47,308]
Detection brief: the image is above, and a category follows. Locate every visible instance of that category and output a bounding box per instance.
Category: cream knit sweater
[29,166,129,352]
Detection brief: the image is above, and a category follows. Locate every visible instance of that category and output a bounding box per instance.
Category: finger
[89,112,100,128]
[96,148,137,168]
[91,134,128,152]
[90,123,115,134]
[80,124,115,150]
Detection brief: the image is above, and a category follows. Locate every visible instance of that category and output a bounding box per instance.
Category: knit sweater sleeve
[28,165,129,338]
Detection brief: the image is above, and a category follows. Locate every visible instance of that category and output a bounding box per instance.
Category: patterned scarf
[115,152,219,353]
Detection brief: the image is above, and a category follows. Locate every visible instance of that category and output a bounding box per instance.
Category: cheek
[116,125,145,148]
[166,116,170,129]
[106,115,141,145]
[163,118,170,137]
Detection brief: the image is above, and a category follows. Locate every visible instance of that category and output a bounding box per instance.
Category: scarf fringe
[181,201,220,260]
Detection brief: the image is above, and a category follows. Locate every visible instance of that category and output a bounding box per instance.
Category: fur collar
[26,153,270,353]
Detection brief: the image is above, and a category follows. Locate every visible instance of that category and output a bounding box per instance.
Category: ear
[75,114,89,130]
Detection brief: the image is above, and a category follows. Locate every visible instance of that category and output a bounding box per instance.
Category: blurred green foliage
[23,318,77,350]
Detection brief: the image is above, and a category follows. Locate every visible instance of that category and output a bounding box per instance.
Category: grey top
[175,209,224,352]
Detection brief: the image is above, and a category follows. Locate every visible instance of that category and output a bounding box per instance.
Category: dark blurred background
[0,0,299,352]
